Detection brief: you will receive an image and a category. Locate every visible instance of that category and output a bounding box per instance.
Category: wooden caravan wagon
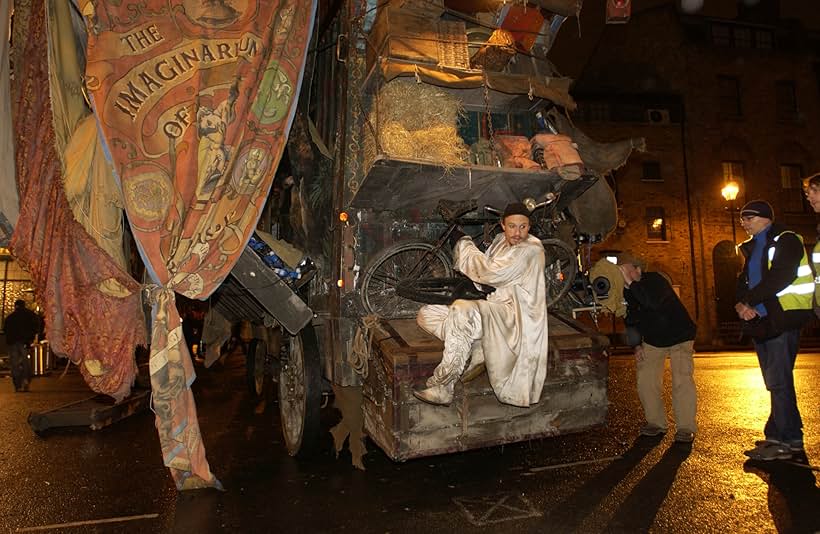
[212,0,643,463]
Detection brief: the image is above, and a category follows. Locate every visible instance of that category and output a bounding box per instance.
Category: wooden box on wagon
[366,5,469,72]
[362,315,610,461]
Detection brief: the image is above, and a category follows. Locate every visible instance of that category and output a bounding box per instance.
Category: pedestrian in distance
[4,299,40,392]
[735,200,814,461]
[617,252,698,443]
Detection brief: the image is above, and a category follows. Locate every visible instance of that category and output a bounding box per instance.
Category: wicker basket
[469,29,516,72]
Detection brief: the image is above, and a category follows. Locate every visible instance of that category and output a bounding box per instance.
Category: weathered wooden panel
[362,314,610,461]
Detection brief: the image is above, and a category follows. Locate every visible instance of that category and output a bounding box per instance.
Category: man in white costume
[413,202,549,407]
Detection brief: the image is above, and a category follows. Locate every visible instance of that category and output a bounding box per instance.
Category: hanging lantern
[606,0,631,24]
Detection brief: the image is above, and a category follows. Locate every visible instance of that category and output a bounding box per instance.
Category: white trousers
[417,301,484,388]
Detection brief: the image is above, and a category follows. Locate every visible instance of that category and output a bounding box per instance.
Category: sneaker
[744,442,792,461]
[639,424,667,437]
[754,439,780,448]
[786,441,804,452]
[674,430,695,443]
[754,439,803,452]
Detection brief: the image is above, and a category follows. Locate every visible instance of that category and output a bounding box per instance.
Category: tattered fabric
[0,0,17,246]
[82,0,316,489]
[9,0,147,401]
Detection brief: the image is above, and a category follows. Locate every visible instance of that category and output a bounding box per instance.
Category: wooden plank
[228,248,313,335]
[27,389,150,434]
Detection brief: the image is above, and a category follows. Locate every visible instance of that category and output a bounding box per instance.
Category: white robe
[418,233,549,407]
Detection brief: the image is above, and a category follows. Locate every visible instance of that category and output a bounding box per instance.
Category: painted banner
[82,0,316,489]
[11,0,147,402]
[0,0,17,246]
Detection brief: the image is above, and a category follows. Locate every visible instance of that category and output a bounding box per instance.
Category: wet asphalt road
[1,351,819,533]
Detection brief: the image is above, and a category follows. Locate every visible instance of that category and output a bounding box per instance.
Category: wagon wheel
[278,324,322,457]
[246,338,267,398]
[360,241,453,319]
[542,238,578,308]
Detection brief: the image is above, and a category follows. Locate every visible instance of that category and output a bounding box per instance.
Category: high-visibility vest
[812,240,820,304]
[768,231,813,311]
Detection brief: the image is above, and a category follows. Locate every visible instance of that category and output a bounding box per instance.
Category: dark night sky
[550,0,820,79]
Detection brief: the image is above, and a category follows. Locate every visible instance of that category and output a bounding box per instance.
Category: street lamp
[721,180,740,251]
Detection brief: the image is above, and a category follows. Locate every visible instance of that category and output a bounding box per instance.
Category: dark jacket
[624,271,696,348]
[736,222,812,337]
[5,307,40,345]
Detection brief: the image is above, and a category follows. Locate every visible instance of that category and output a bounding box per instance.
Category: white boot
[413,382,454,405]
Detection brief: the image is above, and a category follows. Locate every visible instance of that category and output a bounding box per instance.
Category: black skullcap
[502,202,530,219]
[740,199,773,220]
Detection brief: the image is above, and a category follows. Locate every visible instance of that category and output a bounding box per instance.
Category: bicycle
[359,196,578,319]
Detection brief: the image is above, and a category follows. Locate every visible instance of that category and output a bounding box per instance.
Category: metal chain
[482,76,498,166]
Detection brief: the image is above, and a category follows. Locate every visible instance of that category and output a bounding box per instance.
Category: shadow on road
[604,442,692,532]
[743,454,820,533]
[528,435,665,532]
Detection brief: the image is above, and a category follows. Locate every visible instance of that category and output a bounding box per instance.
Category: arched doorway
[712,240,743,342]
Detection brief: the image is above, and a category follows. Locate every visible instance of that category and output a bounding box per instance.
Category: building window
[755,30,773,49]
[589,101,610,122]
[718,76,742,117]
[642,161,663,182]
[733,27,752,48]
[645,207,668,242]
[711,24,730,47]
[775,81,798,121]
[722,161,745,185]
[779,164,810,213]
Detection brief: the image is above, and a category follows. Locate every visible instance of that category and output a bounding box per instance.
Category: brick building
[563,1,820,346]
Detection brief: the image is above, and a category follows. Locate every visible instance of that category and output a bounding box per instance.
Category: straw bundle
[365,79,469,169]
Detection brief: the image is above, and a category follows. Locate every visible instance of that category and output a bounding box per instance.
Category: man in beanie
[736,199,813,461]
[413,202,549,407]
[617,253,697,443]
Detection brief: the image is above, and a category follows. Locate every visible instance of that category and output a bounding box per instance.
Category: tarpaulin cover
[81,0,316,489]
[9,0,147,401]
[379,59,577,110]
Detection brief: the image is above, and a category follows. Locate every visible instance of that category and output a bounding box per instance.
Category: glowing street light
[721,180,739,202]
[721,180,740,251]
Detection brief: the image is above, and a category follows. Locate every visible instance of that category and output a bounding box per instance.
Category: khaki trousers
[636,340,697,432]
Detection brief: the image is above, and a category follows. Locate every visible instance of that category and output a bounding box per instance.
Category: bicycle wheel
[360,242,454,319]
[541,238,578,308]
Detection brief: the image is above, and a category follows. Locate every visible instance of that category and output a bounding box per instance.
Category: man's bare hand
[735,302,759,321]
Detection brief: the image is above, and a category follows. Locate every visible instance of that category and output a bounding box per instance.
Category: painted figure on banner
[183,0,244,28]
[196,82,239,199]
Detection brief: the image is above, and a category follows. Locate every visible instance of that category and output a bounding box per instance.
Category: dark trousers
[754,329,803,446]
[9,342,31,390]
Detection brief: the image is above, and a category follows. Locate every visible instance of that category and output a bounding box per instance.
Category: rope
[349,314,381,379]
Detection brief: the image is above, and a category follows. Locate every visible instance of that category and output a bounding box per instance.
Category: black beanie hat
[502,202,530,219]
[740,199,774,220]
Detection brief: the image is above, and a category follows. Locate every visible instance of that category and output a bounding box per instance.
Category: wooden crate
[362,315,610,461]
[367,6,468,71]
[394,0,445,17]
